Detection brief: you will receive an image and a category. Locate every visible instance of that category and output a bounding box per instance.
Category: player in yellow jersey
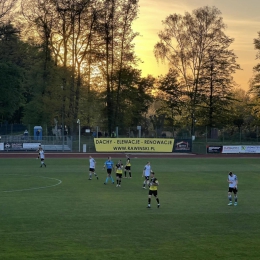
[115,160,124,187]
[147,171,160,208]
[124,154,132,178]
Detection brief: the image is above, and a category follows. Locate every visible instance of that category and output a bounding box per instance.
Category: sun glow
[132,0,260,90]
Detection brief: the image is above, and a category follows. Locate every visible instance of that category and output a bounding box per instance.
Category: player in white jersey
[142,162,152,189]
[37,144,41,159]
[39,148,46,167]
[88,156,98,180]
[227,171,238,206]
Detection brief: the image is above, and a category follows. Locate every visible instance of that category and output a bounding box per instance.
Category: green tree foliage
[20,0,99,132]
[19,0,143,134]
[250,32,260,94]
[0,24,25,122]
[222,88,258,140]
[154,6,240,134]
[0,62,23,120]
[197,43,240,128]
[156,69,183,129]
[107,67,154,132]
[95,0,140,133]
[3,1,253,136]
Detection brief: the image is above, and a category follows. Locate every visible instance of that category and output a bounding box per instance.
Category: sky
[132,0,260,90]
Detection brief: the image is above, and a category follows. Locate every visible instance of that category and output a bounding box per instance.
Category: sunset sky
[133,0,260,90]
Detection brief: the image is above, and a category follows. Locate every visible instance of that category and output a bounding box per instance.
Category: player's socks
[105,177,109,183]
[156,198,160,204]
[228,195,232,202]
[129,172,131,178]
[124,171,127,177]
[111,176,115,183]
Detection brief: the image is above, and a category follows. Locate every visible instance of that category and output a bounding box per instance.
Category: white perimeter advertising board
[222,145,260,154]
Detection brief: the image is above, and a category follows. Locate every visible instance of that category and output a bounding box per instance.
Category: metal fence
[0,123,27,135]
[0,135,73,152]
[2,124,260,153]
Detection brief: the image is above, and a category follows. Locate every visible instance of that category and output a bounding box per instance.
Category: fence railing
[0,135,73,152]
[2,125,260,153]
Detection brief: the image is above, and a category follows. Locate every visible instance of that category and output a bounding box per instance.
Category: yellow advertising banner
[94,138,174,152]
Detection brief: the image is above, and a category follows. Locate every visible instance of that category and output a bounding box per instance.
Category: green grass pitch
[0,157,260,260]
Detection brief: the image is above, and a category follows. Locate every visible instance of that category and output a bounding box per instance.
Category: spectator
[111,131,116,138]
[65,125,68,135]
[64,125,68,141]
[24,129,29,139]
[161,132,166,138]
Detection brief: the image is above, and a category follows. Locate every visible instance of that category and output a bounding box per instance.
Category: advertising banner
[23,143,41,150]
[222,145,260,154]
[207,146,223,153]
[4,142,23,150]
[94,138,174,152]
[0,143,4,151]
[3,142,41,151]
[173,139,192,153]
[222,146,240,154]
[240,146,260,153]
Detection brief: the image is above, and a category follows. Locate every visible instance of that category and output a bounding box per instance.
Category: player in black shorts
[227,171,238,206]
[124,154,131,178]
[115,160,124,187]
[147,172,160,208]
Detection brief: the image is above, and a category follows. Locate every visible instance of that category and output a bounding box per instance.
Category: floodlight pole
[77,119,80,152]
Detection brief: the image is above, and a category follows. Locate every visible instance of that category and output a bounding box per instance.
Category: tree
[154,6,239,134]
[96,0,139,134]
[0,62,23,121]
[20,0,100,132]
[106,67,154,132]
[0,23,24,122]
[156,69,183,132]
[222,88,257,140]
[16,0,141,133]
[197,43,240,128]
[250,32,260,95]
[0,0,17,21]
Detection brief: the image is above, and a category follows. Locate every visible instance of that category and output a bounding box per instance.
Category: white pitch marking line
[0,174,62,193]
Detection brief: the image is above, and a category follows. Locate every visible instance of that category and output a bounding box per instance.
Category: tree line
[1,1,260,138]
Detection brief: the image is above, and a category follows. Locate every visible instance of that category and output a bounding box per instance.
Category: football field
[0,156,260,260]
